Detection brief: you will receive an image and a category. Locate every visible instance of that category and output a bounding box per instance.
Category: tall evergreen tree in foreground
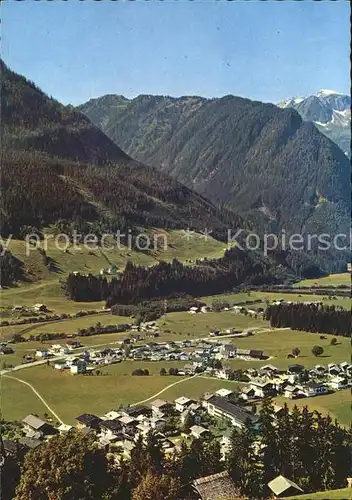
[14,432,118,500]
[227,420,264,498]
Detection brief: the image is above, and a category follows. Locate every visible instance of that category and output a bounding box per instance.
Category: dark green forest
[265,303,351,337]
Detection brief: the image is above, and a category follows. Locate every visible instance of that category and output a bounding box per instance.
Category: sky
[2,0,350,106]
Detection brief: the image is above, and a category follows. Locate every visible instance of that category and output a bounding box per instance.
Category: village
[1,289,351,499]
[8,359,351,500]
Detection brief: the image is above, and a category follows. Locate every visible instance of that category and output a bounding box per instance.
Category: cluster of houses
[124,337,264,364]
[188,303,263,318]
[39,335,267,376]
[236,361,352,401]
[53,346,123,374]
[13,393,314,498]
[18,386,259,459]
[9,376,352,499]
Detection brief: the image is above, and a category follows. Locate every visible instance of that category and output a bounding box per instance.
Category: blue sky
[2,1,350,105]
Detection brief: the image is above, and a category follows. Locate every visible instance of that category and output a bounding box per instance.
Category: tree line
[64,250,285,304]
[265,303,350,337]
[111,296,206,323]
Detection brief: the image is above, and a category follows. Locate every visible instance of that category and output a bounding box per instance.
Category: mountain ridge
[79,92,350,239]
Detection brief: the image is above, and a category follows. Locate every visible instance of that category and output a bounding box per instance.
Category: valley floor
[0,272,351,428]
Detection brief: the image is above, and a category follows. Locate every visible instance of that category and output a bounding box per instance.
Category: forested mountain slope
[79,94,350,236]
[0,62,243,240]
[1,62,297,288]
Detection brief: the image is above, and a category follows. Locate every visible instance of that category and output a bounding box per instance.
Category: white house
[216,367,233,380]
[240,387,256,401]
[189,307,199,314]
[284,385,300,399]
[190,425,210,439]
[70,360,87,375]
[328,377,348,390]
[35,349,49,358]
[219,344,237,359]
[249,380,274,398]
[102,410,120,421]
[299,382,329,397]
[58,424,73,434]
[150,417,166,431]
[204,396,258,429]
[33,303,47,312]
[201,306,211,313]
[215,388,234,399]
[175,396,194,413]
[54,361,66,370]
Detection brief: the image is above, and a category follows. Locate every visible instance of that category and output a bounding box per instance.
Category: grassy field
[285,488,352,499]
[1,377,50,423]
[201,291,351,310]
[296,273,351,288]
[1,360,242,425]
[1,231,229,320]
[0,280,105,317]
[157,310,266,336]
[275,389,351,428]
[224,327,350,370]
[20,313,130,337]
[2,307,349,369]
[3,356,350,428]
[1,362,184,424]
[0,312,131,342]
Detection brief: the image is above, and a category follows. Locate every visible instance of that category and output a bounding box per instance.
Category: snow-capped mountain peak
[316,89,344,97]
[276,90,351,157]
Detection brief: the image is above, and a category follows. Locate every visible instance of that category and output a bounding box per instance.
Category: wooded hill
[79,93,350,237]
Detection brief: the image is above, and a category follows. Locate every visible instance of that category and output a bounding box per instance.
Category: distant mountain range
[278,90,351,157]
[79,93,350,240]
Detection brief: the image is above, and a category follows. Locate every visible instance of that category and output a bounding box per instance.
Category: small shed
[267,475,303,498]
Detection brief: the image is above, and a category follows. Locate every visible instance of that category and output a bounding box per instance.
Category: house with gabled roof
[150,399,174,416]
[190,425,210,439]
[284,385,301,399]
[299,381,329,397]
[76,413,102,430]
[215,388,234,399]
[328,376,348,390]
[219,344,237,359]
[175,396,195,412]
[249,379,276,398]
[240,387,256,401]
[22,414,56,438]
